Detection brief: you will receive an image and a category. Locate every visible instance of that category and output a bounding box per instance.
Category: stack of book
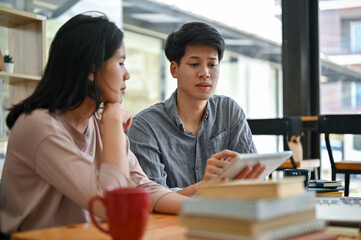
[308,180,344,197]
[180,177,335,240]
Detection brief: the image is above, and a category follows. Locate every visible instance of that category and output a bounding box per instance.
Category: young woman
[0,13,185,235]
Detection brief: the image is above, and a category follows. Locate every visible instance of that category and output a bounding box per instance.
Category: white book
[187,219,326,240]
[182,191,315,221]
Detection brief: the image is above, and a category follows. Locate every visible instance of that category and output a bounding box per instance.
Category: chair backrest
[247,117,303,168]
[247,118,289,136]
[318,114,361,170]
[318,114,361,134]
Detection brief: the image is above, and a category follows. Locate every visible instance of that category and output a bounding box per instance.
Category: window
[320,0,361,182]
[351,21,361,52]
[123,31,163,115]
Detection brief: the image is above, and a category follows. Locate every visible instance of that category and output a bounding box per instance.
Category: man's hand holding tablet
[184,150,291,196]
[209,150,293,182]
[203,149,266,182]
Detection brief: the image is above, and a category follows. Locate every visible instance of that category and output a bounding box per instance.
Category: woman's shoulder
[18,108,56,123]
[13,109,65,136]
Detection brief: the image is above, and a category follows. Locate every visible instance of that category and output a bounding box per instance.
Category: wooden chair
[318,114,361,196]
[247,117,301,169]
[247,117,320,176]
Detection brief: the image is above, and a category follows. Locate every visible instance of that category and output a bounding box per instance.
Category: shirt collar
[165,89,210,130]
[165,89,183,129]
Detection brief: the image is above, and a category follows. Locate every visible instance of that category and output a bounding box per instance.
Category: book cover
[186,219,326,240]
[198,176,305,199]
[180,209,316,237]
[309,180,343,188]
[182,192,315,221]
[308,186,344,193]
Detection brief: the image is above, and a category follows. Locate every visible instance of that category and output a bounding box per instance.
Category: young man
[127,22,261,196]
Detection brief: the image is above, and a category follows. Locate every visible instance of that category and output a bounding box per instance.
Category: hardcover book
[182,192,315,221]
[309,180,343,188]
[197,176,305,199]
[308,186,344,193]
[316,191,343,197]
[180,209,316,237]
[186,219,326,240]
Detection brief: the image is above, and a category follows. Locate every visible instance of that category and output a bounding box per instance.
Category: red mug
[88,187,150,240]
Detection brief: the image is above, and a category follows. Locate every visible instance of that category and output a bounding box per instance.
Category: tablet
[210,151,293,181]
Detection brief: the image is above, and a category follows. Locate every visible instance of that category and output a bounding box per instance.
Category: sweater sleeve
[34,133,171,213]
[34,134,133,211]
[127,149,173,211]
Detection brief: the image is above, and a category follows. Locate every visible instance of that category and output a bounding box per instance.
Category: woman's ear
[88,65,96,82]
[88,72,94,82]
[170,61,178,78]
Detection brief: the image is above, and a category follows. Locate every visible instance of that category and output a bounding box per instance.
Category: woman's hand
[101,103,132,176]
[102,103,133,131]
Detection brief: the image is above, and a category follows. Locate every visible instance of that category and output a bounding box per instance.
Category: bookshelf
[0,6,46,176]
[0,6,45,106]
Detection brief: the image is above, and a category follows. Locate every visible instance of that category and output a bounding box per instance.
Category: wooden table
[11,214,187,240]
[10,213,360,240]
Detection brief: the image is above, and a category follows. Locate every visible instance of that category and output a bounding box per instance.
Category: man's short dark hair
[164,22,225,65]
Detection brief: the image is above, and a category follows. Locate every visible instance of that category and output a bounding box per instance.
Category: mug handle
[88,196,109,234]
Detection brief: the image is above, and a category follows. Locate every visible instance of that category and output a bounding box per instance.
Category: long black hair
[6,12,123,129]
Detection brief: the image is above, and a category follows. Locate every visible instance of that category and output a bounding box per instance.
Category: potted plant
[3,54,14,73]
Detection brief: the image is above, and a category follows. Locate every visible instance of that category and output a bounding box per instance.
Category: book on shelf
[186,219,327,240]
[180,209,316,237]
[197,176,305,199]
[309,180,343,188]
[0,50,5,72]
[182,191,315,221]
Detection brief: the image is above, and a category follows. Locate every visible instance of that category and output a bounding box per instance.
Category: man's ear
[170,61,178,78]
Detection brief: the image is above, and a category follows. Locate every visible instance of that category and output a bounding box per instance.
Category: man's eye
[189,63,198,67]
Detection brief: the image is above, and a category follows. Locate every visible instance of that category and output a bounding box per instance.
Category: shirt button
[196,164,201,170]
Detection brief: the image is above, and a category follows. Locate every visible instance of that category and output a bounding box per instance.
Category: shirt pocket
[206,130,229,154]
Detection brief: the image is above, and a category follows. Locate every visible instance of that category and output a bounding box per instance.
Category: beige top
[0,109,171,234]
